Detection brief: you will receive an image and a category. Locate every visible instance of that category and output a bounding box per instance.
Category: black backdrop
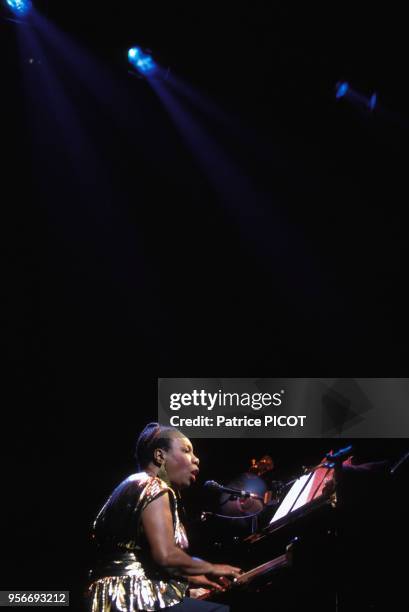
[2,1,409,610]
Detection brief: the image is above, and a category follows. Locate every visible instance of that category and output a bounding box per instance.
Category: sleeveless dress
[88,473,189,611]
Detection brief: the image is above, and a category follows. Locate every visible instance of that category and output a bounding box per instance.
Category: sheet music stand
[270,460,335,525]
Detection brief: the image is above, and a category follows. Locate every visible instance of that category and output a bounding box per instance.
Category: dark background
[2,1,409,610]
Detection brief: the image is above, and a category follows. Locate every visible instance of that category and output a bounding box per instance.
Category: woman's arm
[141,492,240,579]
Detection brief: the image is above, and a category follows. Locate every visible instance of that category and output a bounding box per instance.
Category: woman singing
[88,423,241,611]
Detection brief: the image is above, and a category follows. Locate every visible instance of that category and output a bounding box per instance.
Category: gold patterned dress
[88,473,189,611]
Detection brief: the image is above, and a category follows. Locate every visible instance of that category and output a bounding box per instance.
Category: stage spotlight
[368,92,377,111]
[335,81,349,99]
[128,46,157,76]
[5,0,32,16]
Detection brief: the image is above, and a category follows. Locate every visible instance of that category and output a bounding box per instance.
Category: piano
[193,452,401,611]
[194,461,341,610]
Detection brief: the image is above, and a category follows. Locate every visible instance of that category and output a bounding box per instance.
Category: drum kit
[200,454,287,542]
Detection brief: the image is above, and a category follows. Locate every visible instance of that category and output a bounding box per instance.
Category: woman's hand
[188,565,242,599]
[206,564,242,582]
[187,574,225,591]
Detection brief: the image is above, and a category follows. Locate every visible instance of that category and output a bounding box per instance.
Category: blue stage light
[368,92,377,111]
[127,46,157,76]
[335,81,349,99]
[5,0,32,15]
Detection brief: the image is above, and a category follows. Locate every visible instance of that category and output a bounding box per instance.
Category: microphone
[203,480,263,500]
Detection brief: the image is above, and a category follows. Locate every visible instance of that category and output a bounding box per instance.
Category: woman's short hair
[135,422,181,469]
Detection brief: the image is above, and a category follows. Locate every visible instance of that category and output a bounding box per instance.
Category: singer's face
[165,435,200,489]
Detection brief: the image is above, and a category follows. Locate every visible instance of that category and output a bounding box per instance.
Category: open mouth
[190,469,199,482]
